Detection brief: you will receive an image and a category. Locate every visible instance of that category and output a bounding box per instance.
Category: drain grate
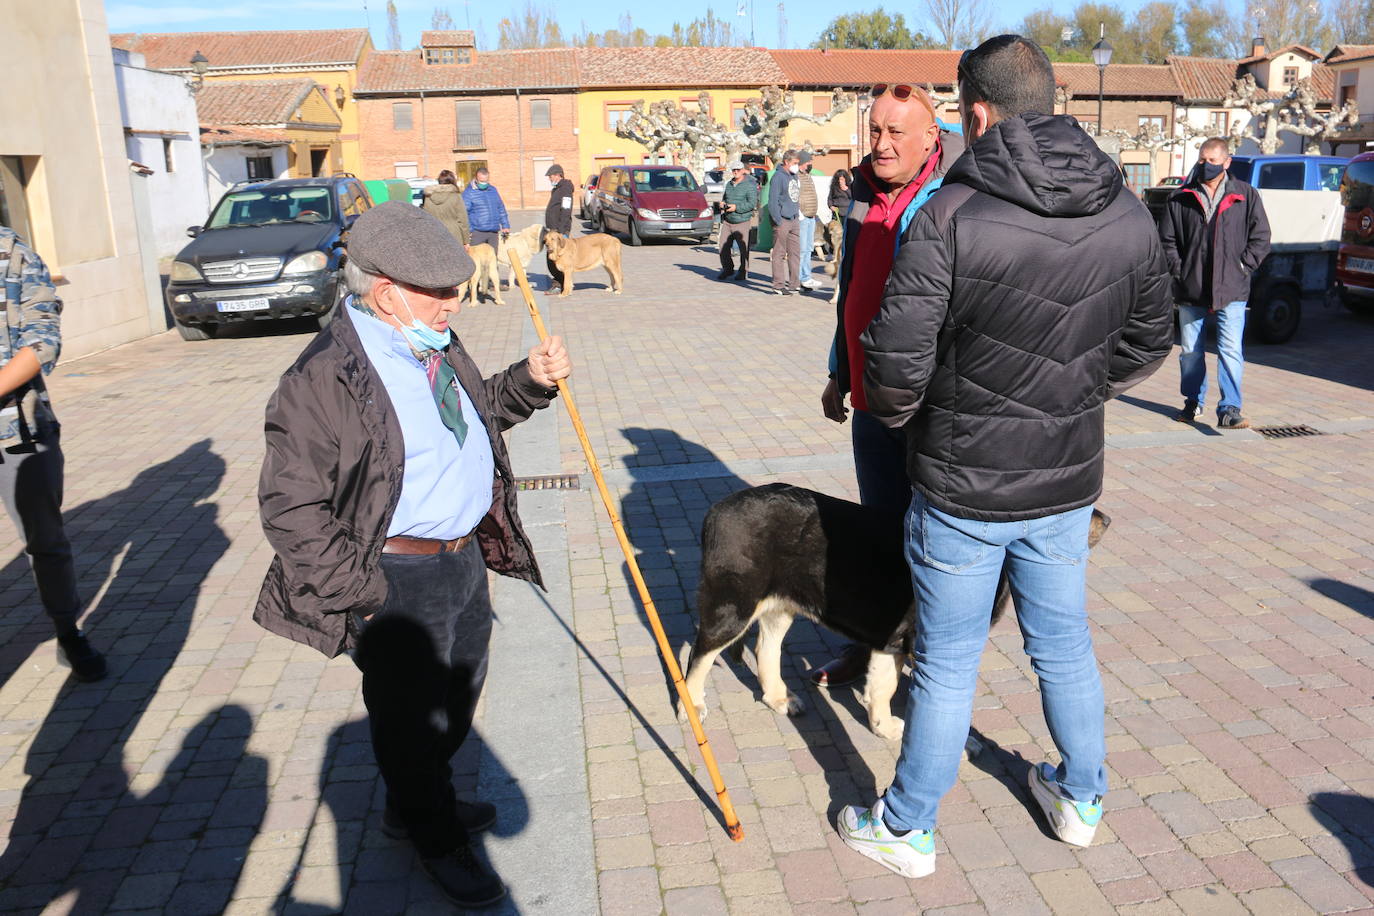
[1253,425,1325,440]
[513,474,582,491]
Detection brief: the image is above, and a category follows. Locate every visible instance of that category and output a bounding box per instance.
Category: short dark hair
[437,169,458,185]
[1199,137,1230,156]
[958,34,1056,119]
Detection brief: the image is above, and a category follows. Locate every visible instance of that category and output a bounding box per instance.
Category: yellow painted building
[576,88,761,181]
[111,29,372,175]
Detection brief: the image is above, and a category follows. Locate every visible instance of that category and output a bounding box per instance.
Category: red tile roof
[1236,43,1321,65]
[110,29,369,71]
[356,48,581,93]
[577,47,784,88]
[1168,56,1241,102]
[769,49,960,87]
[1324,44,1374,64]
[195,79,332,126]
[1053,62,1179,98]
[199,125,290,147]
[421,30,475,47]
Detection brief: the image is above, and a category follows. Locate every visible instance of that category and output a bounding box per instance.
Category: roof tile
[576,47,784,88]
[420,30,475,47]
[1053,62,1179,98]
[110,29,368,70]
[356,48,580,93]
[194,79,323,125]
[769,49,960,87]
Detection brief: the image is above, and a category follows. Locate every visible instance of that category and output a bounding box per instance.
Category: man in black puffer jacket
[835,35,1173,880]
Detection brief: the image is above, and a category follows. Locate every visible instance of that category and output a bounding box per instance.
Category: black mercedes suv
[165,176,372,340]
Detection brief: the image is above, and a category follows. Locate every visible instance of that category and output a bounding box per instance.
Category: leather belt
[382,533,474,556]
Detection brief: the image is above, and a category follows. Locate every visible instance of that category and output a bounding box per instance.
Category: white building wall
[113,49,210,259]
[203,147,290,205]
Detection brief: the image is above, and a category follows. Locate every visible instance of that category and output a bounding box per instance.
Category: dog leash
[508,254,745,843]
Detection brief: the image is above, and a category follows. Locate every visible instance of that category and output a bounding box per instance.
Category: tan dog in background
[458,243,503,306]
[544,231,624,298]
[498,223,546,289]
[826,218,844,306]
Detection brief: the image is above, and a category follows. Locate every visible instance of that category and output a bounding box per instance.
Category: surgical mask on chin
[394,286,450,353]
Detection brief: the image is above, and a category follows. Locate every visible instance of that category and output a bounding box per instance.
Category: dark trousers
[470,229,501,252]
[353,542,492,857]
[851,408,909,519]
[719,222,750,275]
[771,218,800,290]
[546,252,565,290]
[0,433,81,634]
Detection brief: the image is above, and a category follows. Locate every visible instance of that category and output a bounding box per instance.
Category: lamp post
[188,50,209,94]
[334,85,346,108]
[1091,24,1113,136]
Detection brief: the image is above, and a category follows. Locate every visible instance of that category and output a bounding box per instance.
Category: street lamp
[188,50,209,94]
[1091,24,1113,136]
[334,85,346,108]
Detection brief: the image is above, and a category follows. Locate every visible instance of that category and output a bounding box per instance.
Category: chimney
[1251,36,1267,58]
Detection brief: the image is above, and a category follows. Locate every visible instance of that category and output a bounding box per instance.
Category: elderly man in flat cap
[254,201,570,908]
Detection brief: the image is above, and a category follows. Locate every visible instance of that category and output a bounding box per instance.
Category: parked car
[407,177,437,205]
[1336,151,1374,313]
[1144,154,1348,222]
[1156,175,1184,187]
[579,172,599,219]
[591,164,713,245]
[165,175,371,340]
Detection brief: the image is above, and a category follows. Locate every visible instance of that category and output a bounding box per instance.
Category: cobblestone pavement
[0,210,1372,914]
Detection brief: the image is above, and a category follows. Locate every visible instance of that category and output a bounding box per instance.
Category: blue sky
[104,0,1157,50]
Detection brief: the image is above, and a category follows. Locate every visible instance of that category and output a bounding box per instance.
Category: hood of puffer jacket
[945,113,1124,219]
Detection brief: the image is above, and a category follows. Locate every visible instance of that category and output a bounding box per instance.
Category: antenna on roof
[777,1,786,48]
[362,0,371,32]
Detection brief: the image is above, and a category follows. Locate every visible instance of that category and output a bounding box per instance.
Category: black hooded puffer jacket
[860,113,1174,522]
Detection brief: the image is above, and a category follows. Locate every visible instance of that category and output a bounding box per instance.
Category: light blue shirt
[350,305,494,539]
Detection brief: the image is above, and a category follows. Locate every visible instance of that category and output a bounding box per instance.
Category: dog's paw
[872,716,905,741]
[677,702,709,724]
[963,733,983,759]
[765,692,805,717]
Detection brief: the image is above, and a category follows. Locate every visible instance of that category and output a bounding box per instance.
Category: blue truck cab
[1226,154,1347,191]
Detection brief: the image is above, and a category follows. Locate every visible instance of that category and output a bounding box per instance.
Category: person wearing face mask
[462,166,510,253]
[807,84,964,693]
[835,35,1172,879]
[768,150,802,294]
[254,201,570,908]
[1160,138,1271,428]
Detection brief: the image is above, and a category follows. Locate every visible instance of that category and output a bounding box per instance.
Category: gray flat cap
[346,200,474,288]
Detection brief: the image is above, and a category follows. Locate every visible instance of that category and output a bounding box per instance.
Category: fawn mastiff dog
[458,242,502,306]
[682,484,1111,751]
[543,231,624,297]
[499,223,546,289]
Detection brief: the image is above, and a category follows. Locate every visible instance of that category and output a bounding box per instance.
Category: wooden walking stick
[506,255,744,842]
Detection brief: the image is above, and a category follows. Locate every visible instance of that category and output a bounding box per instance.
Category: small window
[1122,163,1151,192]
[246,155,274,180]
[393,162,419,179]
[1340,84,1358,108]
[1283,66,1299,86]
[163,138,175,172]
[1138,115,1165,131]
[730,100,749,128]
[1207,110,1229,133]
[455,100,482,148]
[606,103,633,132]
[456,48,471,64]
[811,95,831,117]
[530,99,551,130]
[393,102,413,131]
[1258,161,1305,190]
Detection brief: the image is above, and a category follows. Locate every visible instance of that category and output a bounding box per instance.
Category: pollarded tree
[1224,73,1360,153]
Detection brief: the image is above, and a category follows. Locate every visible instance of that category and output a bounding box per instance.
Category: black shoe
[716,270,732,280]
[382,800,497,838]
[56,630,107,682]
[734,272,747,281]
[420,845,507,908]
[1217,407,1250,429]
[1173,400,1201,423]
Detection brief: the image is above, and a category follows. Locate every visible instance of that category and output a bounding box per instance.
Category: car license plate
[1347,256,1374,274]
[668,222,692,230]
[217,297,270,312]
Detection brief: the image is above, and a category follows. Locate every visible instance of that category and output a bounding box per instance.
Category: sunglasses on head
[869,83,937,121]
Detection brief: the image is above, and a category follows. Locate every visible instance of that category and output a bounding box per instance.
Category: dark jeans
[851,409,909,520]
[470,229,501,252]
[353,542,492,857]
[546,251,565,290]
[719,221,750,274]
[0,432,81,635]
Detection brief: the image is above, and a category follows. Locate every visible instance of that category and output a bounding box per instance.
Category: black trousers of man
[353,541,492,857]
[719,222,750,277]
[0,433,82,636]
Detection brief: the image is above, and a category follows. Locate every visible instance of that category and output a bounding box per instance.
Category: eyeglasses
[869,83,937,121]
[956,49,987,104]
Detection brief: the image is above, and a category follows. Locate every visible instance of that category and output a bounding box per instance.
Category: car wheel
[628,219,643,247]
[175,320,214,341]
[1252,286,1301,344]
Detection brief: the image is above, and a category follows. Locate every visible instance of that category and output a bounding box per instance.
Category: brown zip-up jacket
[253,304,557,658]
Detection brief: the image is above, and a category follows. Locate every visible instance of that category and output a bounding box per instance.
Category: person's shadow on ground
[616,427,884,823]
[1308,578,1374,620]
[1310,792,1374,891]
[0,441,256,914]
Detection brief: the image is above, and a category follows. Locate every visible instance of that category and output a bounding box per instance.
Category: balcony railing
[454,130,484,149]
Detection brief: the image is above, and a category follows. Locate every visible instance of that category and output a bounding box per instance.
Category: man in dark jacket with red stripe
[834,35,1172,879]
[1159,138,1271,428]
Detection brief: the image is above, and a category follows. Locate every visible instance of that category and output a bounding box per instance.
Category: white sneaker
[800,277,823,290]
[1029,762,1102,847]
[835,798,936,878]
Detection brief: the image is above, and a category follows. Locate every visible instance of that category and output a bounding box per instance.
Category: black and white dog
[682,483,1110,745]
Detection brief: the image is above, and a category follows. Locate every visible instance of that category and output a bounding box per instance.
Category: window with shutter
[455,100,483,148]
[393,102,413,131]
[530,99,551,129]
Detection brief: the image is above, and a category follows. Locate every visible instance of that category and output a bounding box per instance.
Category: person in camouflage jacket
[0,226,105,680]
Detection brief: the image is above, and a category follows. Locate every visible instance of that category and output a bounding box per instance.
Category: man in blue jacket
[462,167,510,252]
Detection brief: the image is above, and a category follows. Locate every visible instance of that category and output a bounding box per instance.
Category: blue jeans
[798,216,816,283]
[883,491,1107,832]
[1178,302,1246,415]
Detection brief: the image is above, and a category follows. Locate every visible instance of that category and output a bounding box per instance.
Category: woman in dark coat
[828,168,852,219]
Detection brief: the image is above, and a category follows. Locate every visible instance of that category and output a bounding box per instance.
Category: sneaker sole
[834,812,936,878]
[1029,767,1097,847]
